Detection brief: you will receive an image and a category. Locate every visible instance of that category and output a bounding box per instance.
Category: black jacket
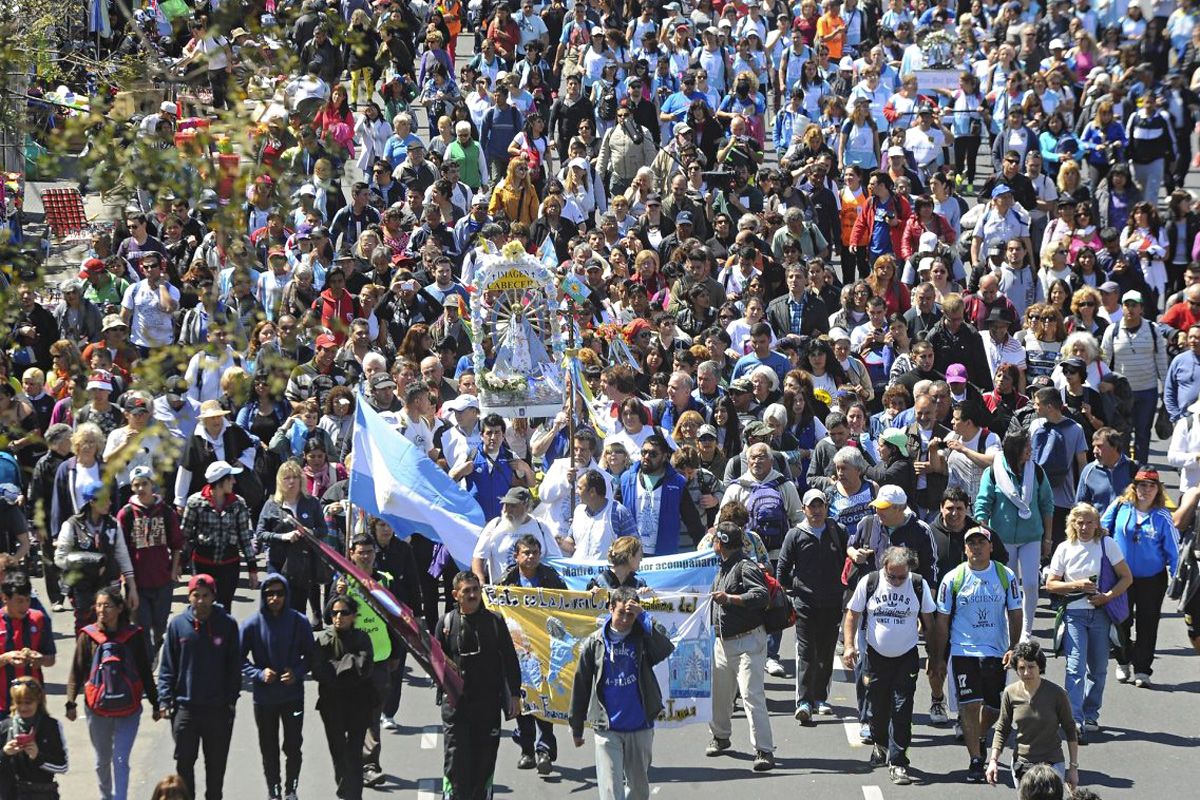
[372,535,424,619]
[929,512,1009,583]
[710,554,768,638]
[0,713,67,797]
[928,320,993,391]
[498,562,568,589]
[777,518,849,609]
[311,626,375,711]
[766,292,831,338]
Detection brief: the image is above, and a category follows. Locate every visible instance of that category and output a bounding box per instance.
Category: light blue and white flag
[350,400,484,568]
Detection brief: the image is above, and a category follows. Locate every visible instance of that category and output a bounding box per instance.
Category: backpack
[597,83,618,122]
[82,625,143,717]
[860,570,926,629]
[1031,419,1070,482]
[944,560,1012,630]
[733,559,796,634]
[0,452,21,491]
[746,477,789,550]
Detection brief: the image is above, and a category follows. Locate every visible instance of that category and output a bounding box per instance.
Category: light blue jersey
[936,562,1021,658]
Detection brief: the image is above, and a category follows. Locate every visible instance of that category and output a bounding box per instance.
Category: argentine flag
[349,400,485,568]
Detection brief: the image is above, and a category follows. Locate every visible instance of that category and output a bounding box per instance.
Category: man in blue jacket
[618,435,702,556]
[240,574,314,800]
[158,573,242,800]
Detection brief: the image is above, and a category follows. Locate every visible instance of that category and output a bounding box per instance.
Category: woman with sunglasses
[1100,468,1181,689]
[1067,205,1103,261]
[1065,286,1108,339]
[312,594,375,800]
[1021,303,1067,382]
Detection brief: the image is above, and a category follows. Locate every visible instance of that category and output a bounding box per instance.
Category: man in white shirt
[843,545,938,786]
[441,394,483,482]
[183,322,242,404]
[982,307,1028,392]
[472,487,562,583]
[564,470,638,561]
[943,401,1000,499]
[535,429,611,542]
[120,251,180,354]
[903,106,948,180]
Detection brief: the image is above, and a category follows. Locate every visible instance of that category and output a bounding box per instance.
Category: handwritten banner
[484,587,714,727]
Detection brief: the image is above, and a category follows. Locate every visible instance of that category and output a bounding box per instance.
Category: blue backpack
[1031,420,1070,482]
[747,477,789,550]
[0,451,21,489]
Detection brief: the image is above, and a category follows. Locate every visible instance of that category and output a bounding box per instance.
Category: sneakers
[928,697,949,726]
[380,714,398,731]
[285,790,299,800]
[890,765,912,785]
[752,750,776,772]
[535,751,552,775]
[1116,663,1132,683]
[953,720,964,742]
[966,757,986,783]
[794,702,812,723]
[1134,673,1151,688]
[517,754,536,770]
[706,737,732,757]
[51,601,68,613]
[816,702,834,716]
[1083,719,1100,732]
[859,723,874,744]
[765,657,787,677]
[363,767,385,787]
[869,745,888,767]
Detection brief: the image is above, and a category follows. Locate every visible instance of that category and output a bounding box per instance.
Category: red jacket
[117,495,184,590]
[850,193,913,255]
[899,213,958,261]
[312,289,360,344]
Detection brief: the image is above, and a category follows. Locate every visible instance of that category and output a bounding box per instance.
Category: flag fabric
[538,235,559,270]
[295,522,464,706]
[349,400,485,570]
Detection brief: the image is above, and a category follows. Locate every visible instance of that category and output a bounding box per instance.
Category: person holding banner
[498,535,568,775]
[567,471,639,562]
[569,586,676,800]
[585,536,649,592]
[707,522,776,772]
[437,571,521,800]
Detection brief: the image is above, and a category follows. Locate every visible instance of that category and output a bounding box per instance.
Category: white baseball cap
[869,484,908,509]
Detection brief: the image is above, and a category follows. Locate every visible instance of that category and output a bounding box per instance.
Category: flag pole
[566,295,578,515]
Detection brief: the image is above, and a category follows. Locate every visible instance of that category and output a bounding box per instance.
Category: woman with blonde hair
[838,99,880,171]
[487,157,539,225]
[671,410,706,450]
[1021,303,1067,381]
[865,254,910,317]
[0,677,67,798]
[256,459,329,614]
[585,535,648,591]
[1065,285,1108,340]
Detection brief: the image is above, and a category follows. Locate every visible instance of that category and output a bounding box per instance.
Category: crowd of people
[7,0,1200,798]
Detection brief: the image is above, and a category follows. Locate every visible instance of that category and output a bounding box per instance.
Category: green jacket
[974,462,1054,546]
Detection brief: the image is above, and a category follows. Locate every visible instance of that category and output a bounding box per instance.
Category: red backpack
[83,625,143,717]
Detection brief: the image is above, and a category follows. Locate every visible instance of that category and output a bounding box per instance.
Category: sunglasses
[1077,301,1096,308]
[330,609,355,617]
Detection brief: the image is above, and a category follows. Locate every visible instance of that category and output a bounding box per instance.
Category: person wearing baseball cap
[117,461,184,658]
[1101,280,1167,464]
[471,484,560,583]
[853,485,936,590]
[159,567,243,800]
[777,485,848,723]
[179,459,258,611]
[286,332,350,408]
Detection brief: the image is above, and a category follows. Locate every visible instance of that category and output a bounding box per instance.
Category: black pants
[514,713,557,759]
[411,534,453,633]
[38,528,64,604]
[953,135,982,185]
[195,561,241,611]
[444,706,502,800]
[172,704,235,800]
[382,646,409,718]
[1119,570,1169,676]
[320,703,370,800]
[1169,128,1192,191]
[794,603,842,706]
[864,646,919,767]
[839,242,871,285]
[208,68,229,110]
[254,700,304,791]
[363,662,393,771]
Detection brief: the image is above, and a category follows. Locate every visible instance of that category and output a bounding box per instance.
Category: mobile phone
[14,733,33,748]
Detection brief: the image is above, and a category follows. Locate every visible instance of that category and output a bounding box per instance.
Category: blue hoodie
[239,574,315,705]
[158,600,241,709]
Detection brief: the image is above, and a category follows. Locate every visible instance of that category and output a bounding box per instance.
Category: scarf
[993,453,1035,520]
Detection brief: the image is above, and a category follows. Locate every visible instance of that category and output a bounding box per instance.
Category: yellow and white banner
[483,587,714,728]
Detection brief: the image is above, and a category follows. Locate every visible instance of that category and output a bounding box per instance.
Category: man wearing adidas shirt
[932,527,1022,785]
[1126,90,1177,207]
[843,546,938,786]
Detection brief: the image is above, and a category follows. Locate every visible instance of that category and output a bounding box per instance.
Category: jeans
[1009,541,1042,640]
[87,709,141,800]
[514,713,557,759]
[1119,570,1169,676]
[794,604,841,706]
[1063,607,1111,724]
[767,629,782,661]
[1131,388,1158,466]
[172,704,235,800]
[135,584,173,662]
[710,627,774,752]
[594,728,654,800]
[864,646,919,767]
[1132,159,1165,207]
[253,700,304,791]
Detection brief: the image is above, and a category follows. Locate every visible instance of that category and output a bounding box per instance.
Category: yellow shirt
[816,13,847,60]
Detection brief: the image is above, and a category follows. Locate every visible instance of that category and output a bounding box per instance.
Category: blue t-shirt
[936,562,1022,658]
[600,626,650,732]
[731,350,793,383]
[869,197,894,257]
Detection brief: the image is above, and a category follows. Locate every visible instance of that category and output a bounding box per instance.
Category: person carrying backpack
[64,585,158,800]
[974,429,1055,645]
[718,443,803,678]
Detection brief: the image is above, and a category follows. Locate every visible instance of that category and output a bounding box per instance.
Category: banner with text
[545,550,720,593]
[484,586,714,728]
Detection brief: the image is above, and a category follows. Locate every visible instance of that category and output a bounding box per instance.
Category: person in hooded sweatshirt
[157,573,242,800]
[116,465,183,663]
[240,574,315,800]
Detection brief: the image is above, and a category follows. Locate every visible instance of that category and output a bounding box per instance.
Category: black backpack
[597,85,618,122]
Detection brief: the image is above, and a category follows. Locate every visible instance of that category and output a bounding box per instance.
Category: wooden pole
[566,296,577,514]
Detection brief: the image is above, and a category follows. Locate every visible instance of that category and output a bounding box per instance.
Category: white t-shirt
[121,280,180,348]
[472,516,561,582]
[1048,536,1125,611]
[848,569,937,657]
[401,417,436,455]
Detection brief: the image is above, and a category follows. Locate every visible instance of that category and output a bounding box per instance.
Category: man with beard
[471,487,561,584]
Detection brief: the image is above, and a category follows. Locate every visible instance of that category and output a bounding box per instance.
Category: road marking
[421,729,439,749]
[862,786,884,800]
[843,716,865,747]
[417,778,439,800]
